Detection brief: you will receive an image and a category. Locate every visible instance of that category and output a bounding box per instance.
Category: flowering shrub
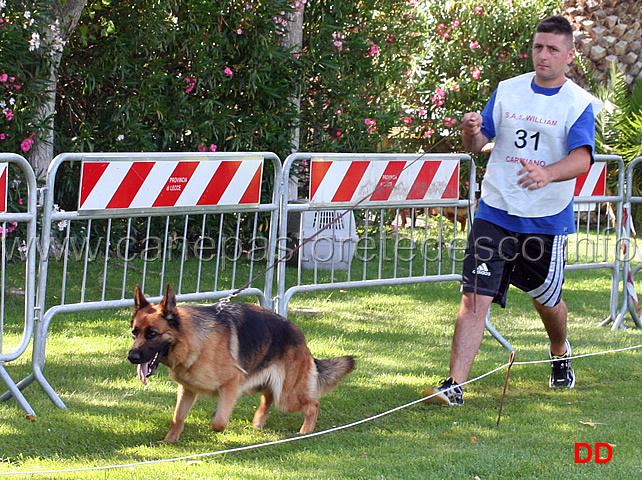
[6,0,559,189]
[0,1,51,156]
[393,0,559,153]
[299,0,425,153]
[56,0,300,159]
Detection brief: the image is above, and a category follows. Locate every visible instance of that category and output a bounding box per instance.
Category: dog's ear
[159,283,180,329]
[133,285,149,311]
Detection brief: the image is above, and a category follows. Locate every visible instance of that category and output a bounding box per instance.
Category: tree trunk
[282,3,305,153]
[27,0,87,179]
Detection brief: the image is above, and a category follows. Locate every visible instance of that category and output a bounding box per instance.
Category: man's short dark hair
[536,15,574,47]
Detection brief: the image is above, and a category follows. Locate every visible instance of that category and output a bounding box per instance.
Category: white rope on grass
[1,343,640,477]
[512,344,642,365]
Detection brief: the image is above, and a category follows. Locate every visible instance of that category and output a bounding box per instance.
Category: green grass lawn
[1,269,640,479]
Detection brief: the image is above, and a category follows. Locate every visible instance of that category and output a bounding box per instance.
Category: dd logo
[574,443,613,463]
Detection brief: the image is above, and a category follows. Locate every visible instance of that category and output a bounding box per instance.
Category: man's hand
[461,112,482,136]
[517,146,591,190]
[460,112,488,152]
[517,159,552,190]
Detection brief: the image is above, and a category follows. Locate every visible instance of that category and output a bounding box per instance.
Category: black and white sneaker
[423,377,464,406]
[549,339,575,389]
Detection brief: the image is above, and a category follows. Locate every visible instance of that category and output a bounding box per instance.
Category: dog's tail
[314,356,355,396]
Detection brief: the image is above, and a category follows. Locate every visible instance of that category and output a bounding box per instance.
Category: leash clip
[215,294,233,313]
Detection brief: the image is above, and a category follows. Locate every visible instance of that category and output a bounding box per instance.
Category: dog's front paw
[210,420,228,432]
[163,429,182,443]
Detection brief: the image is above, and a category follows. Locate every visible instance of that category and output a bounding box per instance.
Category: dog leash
[216,119,472,307]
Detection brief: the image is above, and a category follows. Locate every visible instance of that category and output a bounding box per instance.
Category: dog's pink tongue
[137,363,149,385]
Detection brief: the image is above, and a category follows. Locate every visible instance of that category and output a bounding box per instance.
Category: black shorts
[461,219,566,308]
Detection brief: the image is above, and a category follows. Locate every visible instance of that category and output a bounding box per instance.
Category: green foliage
[298,0,424,152]
[391,0,560,153]
[56,0,299,156]
[10,0,564,167]
[594,63,642,169]
[591,63,642,228]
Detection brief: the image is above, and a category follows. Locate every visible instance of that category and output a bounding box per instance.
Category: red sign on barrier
[309,158,460,206]
[78,157,263,212]
[574,162,606,197]
[0,163,6,213]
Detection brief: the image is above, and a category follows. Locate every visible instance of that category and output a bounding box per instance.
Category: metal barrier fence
[275,153,627,348]
[276,153,475,314]
[0,154,38,415]
[567,155,625,326]
[613,156,642,329]
[0,150,635,414]
[4,152,281,410]
[274,152,509,340]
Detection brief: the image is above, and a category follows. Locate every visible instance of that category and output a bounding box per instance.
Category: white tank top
[482,72,602,218]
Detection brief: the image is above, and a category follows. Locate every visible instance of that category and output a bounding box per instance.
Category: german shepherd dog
[128,284,355,442]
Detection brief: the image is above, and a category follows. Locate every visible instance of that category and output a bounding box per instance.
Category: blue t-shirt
[476,79,596,235]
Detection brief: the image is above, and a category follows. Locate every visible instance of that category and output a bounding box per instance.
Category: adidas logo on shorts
[472,263,491,276]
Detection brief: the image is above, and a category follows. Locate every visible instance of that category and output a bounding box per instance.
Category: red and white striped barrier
[309,157,459,206]
[0,163,7,213]
[573,162,606,212]
[79,157,263,211]
[574,161,606,197]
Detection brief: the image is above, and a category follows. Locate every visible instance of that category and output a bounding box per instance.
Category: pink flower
[470,66,481,79]
[209,144,217,152]
[224,67,233,77]
[0,133,6,140]
[184,77,197,93]
[452,19,460,28]
[198,145,206,152]
[20,137,34,152]
[367,40,379,57]
[469,41,479,49]
[0,222,18,236]
[336,129,342,137]
[364,118,374,125]
[474,6,484,15]
[436,23,451,38]
[444,117,458,127]
[0,73,7,82]
[431,88,446,107]
[403,116,413,125]
[237,28,243,34]
[5,109,12,121]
